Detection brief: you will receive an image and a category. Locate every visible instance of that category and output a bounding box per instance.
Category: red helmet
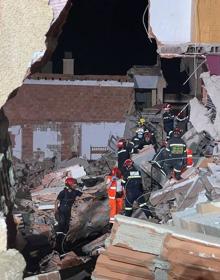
[123,159,133,168]
[65,177,77,187]
[117,138,126,149]
[110,167,121,178]
[164,103,171,111]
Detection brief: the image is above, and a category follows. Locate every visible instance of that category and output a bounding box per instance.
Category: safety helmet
[123,159,133,168]
[138,118,145,126]
[110,167,121,178]
[117,138,126,149]
[136,127,144,136]
[65,177,77,187]
[173,127,183,137]
[164,103,171,111]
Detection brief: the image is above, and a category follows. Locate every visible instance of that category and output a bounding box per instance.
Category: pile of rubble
[92,96,220,279]
[14,154,115,238]
[92,214,220,280]
[12,154,116,278]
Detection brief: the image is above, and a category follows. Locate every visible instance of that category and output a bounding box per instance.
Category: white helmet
[136,128,144,138]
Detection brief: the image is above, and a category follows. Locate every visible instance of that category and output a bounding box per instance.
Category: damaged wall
[0,0,52,108]
[149,0,220,52]
[4,80,133,160]
[189,97,218,140]
[149,0,192,44]
[81,123,125,159]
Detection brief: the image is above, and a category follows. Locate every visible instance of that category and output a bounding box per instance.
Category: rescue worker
[163,104,175,140]
[151,141,170,176]
[129,128,145,154]
[121,159,151,217]
[117,138,130,176]
[166,128,187,180]
[141,129,158,152]
[106,167,124,224]
[137,117,155,134]
[55,177,82,233]
[175,112,189,134]
[137,117,148,130]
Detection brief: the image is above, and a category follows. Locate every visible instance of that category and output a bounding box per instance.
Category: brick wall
[4,84,134,124]
[4,82,133,160]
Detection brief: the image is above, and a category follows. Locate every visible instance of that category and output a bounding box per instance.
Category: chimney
[63,52,74,74]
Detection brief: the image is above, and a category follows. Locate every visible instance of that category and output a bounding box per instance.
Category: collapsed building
[1,0,220,279]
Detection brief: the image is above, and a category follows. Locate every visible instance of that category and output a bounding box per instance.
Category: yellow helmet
[138,118,145,126]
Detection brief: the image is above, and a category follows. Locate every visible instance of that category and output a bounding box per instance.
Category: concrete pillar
[22,124,33,161]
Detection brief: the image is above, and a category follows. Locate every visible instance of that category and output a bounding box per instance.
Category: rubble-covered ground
[11,96,220,279]
[13,153,116,279]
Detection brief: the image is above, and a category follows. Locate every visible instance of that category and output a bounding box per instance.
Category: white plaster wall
[81,122,125,159]
[8,126,22,160]
[33,126,61,160]
[149,0,192,44]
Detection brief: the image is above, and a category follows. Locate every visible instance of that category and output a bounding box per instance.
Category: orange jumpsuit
[106,176,124,223]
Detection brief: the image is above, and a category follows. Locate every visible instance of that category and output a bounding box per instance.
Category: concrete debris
[182,127,214,156]
[67,181,109,243]
[0,249,26,280]
[40,164,86,189]
[40,251,86,272]
[85,152,116,176]
[92,215,220,280]
[14,158,56,191]
[189,97,218,139]
[10,81,220,279]
[82,233,110,256]
[201,72,220,140]
[57,157,89,170]
[12,156,111,276]
[24,271,61,280]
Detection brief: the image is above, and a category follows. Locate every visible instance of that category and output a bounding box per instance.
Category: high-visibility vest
[186,148,193,168]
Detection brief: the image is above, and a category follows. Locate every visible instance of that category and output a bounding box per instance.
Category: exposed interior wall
[192,0,220,43]
[81,123,125,159]
[33,125,62,161]
[149,0,192,44]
